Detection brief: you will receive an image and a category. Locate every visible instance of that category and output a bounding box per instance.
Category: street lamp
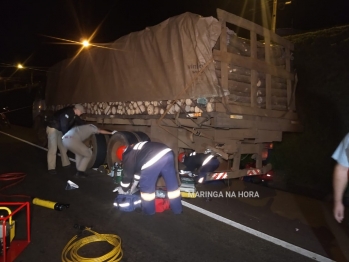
[16,63,35,84]
[271,0,292,32]
[81,40,90,48]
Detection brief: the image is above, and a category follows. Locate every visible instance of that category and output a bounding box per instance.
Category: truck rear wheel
[106,131,150,168]
[86,134,109,169]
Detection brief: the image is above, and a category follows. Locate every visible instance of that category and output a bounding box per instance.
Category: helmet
[116,145,128,161]
[178,152,185,163]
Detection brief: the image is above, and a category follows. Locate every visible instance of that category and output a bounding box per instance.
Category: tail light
[261,149,268,160]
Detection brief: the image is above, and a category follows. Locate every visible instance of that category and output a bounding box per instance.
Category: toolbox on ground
[180,177,197,198]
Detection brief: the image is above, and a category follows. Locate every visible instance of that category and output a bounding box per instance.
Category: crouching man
[178,150,220,184]
[117,141,182,215]
[62,124,116,178]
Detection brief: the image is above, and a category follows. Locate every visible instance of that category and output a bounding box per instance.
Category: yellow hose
[61,227,123,262]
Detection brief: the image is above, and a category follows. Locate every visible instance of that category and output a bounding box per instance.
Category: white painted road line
[0,130,335,262]
[182,201,334,262]
[0,131,76,162]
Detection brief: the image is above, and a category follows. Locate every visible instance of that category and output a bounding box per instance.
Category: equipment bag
[114,194,142,212]
[155,198,170,213]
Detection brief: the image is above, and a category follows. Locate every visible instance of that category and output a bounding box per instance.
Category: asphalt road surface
[0,126,348,262]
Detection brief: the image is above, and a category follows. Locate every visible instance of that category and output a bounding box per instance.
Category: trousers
[62,137,92,172]
[197,158,220,183]
[46,127,70,170]
[140,152,182,215]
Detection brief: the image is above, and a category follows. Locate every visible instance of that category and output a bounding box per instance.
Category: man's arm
[333,163,348,223]
[120,170,133,192]
[120,155,135,192]
[98,129,115,135]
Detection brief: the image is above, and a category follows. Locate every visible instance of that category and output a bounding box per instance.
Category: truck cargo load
[45,12,222,105]
[36,8,302,182]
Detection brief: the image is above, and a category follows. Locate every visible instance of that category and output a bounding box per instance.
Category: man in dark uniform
[118,141,182,215]
[179,150,220,184]
[46,104,85,175]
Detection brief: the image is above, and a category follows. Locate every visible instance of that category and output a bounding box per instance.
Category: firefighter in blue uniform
[118,141,182,215]
[178,150,220,184]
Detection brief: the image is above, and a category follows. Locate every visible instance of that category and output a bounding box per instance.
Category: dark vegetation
[269,25,349,197]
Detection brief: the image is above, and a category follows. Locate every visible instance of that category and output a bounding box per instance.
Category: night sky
[1,0,349,71]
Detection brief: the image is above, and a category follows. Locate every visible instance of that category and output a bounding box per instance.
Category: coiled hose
[61,227,123,262]
[0,172,31,199]
[0,172,123,261]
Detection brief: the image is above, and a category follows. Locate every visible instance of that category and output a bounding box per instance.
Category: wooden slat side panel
[216,8,294,50]
[285,48,295,111]
[264,35,272,109]
[250,31,258,108]
[213,50,294,80]
[220,20,229,97]
[214,103,299,120]
[211,116,302,132]
[214,129,282,142]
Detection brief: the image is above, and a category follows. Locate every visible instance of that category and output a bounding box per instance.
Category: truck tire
[85,134,109,169]
[107,131,150,168]
[133,131,151,142]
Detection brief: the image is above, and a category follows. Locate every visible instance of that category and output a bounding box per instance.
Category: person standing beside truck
[116,142,182,215]
[332,133,349,223]
[46,104,85,175]
[62,124,117,178]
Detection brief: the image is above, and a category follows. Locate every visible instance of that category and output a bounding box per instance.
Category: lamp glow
[82,40,90,47]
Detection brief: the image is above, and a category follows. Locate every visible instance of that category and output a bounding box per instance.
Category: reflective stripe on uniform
[167,188,181,199]
[133,141,148,150]
[121,182,130,187]
[134,174,141,180]
[119,202,130,207]
[141,192,156,201]
[134,200,142,205]
[202,155,214,166]
[141,148,171,170]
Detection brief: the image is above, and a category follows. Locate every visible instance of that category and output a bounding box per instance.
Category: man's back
[48,106,84,134]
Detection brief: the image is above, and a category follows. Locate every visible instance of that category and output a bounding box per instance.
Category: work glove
[112,130,118,135]
[113,186,129,195]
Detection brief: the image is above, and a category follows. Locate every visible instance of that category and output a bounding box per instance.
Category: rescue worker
[46,104,85,175]
[178,150,220,184]
[117,141,182,215]
[62,124,116,178]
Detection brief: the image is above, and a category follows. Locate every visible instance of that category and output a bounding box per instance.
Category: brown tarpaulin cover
[45,12,222,106]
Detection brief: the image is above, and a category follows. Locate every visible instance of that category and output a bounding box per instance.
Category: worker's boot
[75,171,88,178]
[48,169,57,175]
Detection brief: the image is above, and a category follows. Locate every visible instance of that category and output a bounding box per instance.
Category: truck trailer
[34,8,302,182]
